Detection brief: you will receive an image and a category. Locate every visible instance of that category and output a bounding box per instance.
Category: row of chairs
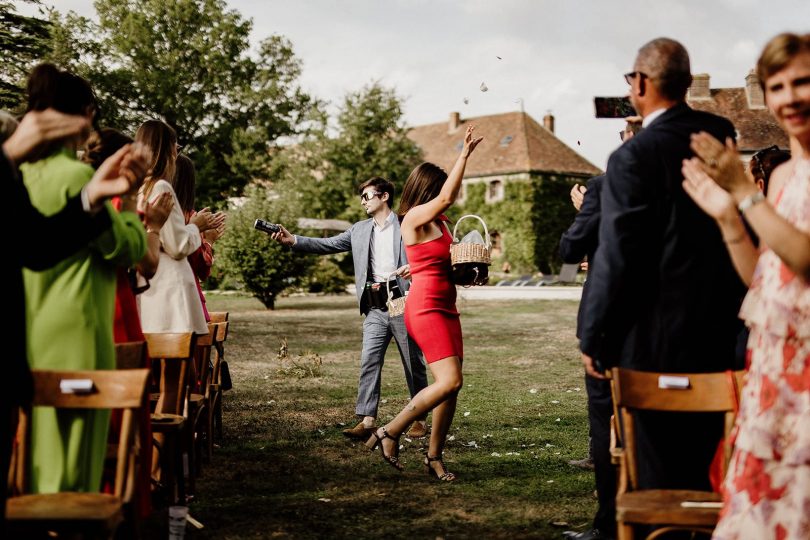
[5,311,232,539]
[609,367,743,540]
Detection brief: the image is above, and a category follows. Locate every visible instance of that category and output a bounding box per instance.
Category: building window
[490,230,502,257]
[486,179,504,203]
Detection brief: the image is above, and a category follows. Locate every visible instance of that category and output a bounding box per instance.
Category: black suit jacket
[559,174,604,339]
[580,103,746,373]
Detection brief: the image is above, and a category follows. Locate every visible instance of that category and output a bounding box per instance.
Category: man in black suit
[579,38,747,492]
[559,118,640,540]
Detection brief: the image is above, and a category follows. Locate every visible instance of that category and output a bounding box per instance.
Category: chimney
[448,112,461,133]
[688,73,711,99]
[745,69,765,108]
[543,112,555,133]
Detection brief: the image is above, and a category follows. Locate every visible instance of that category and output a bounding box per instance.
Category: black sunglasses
[360,191,381,202]
[623,71,649,85]
[750,145,781,178]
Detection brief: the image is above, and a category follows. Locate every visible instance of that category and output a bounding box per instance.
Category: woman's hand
[84,143,151,211]
[681,157,738,224]
[461,125,483,158]
[2,109,89,164]
[689,133,755,200]
[203,220,227,244]
[144,192,174,232]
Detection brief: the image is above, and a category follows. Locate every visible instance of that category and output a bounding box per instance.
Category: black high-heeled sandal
[365,427,403,471]
[425,455,456,482]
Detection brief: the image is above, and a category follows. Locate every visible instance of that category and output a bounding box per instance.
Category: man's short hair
[637,38,692,101]
[357,176,395,208]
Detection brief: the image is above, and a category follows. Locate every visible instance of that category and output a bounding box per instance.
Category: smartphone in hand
[254,219,281,234]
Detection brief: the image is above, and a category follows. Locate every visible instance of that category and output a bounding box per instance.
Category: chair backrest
[212,321,229,385]
[115,341,147,370]
[208,311,229,324]
[611,367,744,491]
[13,369,150,499]
[194,323,217,392]
[143,333,196,416]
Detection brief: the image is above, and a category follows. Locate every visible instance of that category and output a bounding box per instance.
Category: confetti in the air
[496,56,502,60]
[480,82,489,92]
[463,97,469,105]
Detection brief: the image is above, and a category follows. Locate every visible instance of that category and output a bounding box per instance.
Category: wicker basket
[450,215,492,266]
[386,274,406,318]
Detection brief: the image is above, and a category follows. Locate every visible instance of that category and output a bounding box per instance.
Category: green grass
[173,293,594,539]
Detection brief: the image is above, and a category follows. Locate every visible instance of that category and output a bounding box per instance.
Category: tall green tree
[272,82,422,223]
[0,1,51,110]
[44,0,312,207]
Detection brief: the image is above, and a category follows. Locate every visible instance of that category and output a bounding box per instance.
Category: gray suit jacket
[292,217,410,314]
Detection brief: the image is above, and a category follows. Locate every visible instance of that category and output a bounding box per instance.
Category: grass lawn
[176,292,594,539]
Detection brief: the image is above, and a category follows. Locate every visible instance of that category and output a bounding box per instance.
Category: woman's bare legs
[374,356,462,461]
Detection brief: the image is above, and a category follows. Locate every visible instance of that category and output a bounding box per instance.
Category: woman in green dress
[21,64,147,492]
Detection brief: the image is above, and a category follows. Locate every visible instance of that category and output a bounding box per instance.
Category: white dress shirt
[642,107,668,128]
[370,212,398,282]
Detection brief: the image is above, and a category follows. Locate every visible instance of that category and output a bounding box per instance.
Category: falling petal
[463,411,471,417]
[551,400,560,404]
[480,82,489,92]
[530,388,538,394]
[496,56,502,60]
[577,141,581,146]
[555,418,561,422]
[463,97,469,105]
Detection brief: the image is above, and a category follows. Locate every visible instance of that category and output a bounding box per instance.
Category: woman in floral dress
[682,33,810,538]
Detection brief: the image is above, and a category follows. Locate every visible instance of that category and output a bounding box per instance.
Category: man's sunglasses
[750,145,782,177]
[360,191,381,202]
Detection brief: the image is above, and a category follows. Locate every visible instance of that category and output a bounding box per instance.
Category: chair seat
[151,413,184,432]
[189,393,204,406]
[7,492,123,528]
[617,489,722,526]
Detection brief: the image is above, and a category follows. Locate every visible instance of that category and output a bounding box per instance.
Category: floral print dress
[714,157,810,540]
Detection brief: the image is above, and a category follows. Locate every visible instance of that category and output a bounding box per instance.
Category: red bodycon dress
[404,217,463,363]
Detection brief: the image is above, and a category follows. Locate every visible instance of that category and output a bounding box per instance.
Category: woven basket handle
[452,214,491,250]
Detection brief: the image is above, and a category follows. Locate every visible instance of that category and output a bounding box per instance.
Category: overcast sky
[19,0,810,169]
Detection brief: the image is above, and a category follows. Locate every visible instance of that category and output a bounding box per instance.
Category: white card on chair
[658,375,690,389]
[60,379,94,394]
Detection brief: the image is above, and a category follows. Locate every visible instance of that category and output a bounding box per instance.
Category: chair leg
[617,521,633,540]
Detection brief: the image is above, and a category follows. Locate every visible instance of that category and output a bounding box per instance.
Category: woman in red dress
[366,125,483,481]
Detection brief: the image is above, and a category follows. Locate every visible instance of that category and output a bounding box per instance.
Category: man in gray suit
[272,177,428,439]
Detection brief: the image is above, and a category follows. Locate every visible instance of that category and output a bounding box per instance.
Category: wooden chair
[209,319,230,451]
[188,323,217,482]
[611,368,744,540]
[7,368,150,539]
[143,332,196,506]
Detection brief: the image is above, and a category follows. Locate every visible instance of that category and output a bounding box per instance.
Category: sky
[18,0,810,170]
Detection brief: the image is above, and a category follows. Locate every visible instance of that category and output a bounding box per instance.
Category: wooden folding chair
[611,368,744,540]
[188,323,217,484]
[209,318,230,449]
[143,332,196,506]
[6,368,150,539]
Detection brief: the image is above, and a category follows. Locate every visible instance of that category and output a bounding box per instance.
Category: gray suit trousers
[356,308,428,418]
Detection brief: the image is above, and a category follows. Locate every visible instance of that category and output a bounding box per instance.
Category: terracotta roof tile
[407,111,602,178]
[687,88,787,152]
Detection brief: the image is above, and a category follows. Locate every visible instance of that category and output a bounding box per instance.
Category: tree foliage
[41,0,312,207]
[216,185,314,309]
[0,1,52,111]
[272,82,422,223]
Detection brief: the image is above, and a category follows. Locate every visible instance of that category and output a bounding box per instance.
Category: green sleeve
[91,204,147,266]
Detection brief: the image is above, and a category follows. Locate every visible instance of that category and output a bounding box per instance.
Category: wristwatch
[738,191,765,213]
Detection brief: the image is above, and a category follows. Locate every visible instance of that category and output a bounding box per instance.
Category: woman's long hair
[135,120,177,201]
[82,128,133,170]
[25,63,98,160]
[172,154,197,215]
[397,162,448,218]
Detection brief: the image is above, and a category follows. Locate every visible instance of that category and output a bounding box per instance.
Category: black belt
[364,279,402,310]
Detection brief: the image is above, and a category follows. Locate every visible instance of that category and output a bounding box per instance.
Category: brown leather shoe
[405,421,428,439]
[342,421,374,440]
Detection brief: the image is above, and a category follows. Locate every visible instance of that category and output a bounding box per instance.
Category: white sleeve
[147,180,201,260]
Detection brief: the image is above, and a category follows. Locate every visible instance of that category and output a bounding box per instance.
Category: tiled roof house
[407,111,601,273]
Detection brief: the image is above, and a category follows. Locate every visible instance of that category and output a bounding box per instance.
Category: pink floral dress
[714,157,810,540]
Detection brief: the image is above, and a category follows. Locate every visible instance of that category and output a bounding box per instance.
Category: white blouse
[137,179,208,334]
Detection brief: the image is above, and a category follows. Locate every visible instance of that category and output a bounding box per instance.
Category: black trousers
[586,374,616,534]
